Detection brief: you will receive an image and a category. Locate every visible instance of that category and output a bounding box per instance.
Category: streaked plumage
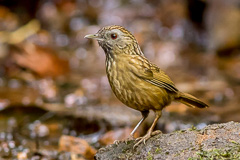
[85,25,208,148]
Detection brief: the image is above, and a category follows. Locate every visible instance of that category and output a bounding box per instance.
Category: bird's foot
[113,140,121,145]
[124,135,135,144]
[133,130,162,149]
[113,135,135,145]
[98,147,107,153]
[152,130,162,135]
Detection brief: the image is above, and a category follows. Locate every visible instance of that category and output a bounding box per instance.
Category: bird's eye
[110,33,118,39]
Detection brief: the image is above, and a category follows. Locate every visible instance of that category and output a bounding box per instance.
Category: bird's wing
[128,56,178,92]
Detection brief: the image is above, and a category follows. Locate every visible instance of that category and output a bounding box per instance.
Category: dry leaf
[59,135,96,160]
[11,43,69,77]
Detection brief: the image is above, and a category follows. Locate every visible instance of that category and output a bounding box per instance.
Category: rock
[95,121,240,160]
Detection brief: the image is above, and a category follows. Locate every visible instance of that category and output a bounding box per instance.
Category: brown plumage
[85,25,208,148]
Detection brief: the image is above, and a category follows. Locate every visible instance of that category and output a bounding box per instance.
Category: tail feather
[175,92,208,108]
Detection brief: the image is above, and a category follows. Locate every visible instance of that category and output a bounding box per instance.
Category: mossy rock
[95,121,240,160]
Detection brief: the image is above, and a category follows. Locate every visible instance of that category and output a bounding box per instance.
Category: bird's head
[84,25,143,56]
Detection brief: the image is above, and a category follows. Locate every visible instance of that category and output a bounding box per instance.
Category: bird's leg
[130,110,149,138]
[120,110,149,144]
[113,110,150,145]
[134,110,162,148]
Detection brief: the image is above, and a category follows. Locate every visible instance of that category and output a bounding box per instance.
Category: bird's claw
[133,130,162,149]
[124,135,135,144]
[113,135,135,145]
[98,147,107,153]
[141,139,146,145]
[133,134,151,149]
[152,130,162,135]
[135,136,142,142]
[113,140,121,145]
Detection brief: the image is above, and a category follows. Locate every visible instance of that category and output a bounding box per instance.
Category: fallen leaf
[11,43,69,77]
[59,135,96,160]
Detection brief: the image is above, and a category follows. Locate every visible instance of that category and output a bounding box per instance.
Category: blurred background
[0,0,239,159]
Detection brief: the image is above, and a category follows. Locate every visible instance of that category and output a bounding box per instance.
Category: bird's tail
[175,92,208,108]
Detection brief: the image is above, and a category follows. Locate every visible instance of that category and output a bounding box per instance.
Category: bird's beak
[84,34,104,41]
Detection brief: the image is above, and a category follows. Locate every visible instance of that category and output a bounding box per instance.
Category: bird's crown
[85,25,143,56]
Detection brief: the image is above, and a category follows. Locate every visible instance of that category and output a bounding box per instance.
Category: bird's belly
[107,69,172,111]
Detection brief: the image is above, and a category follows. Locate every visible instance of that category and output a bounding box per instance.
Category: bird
[84,25,208,148]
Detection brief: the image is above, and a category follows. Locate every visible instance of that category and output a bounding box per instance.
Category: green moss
[155,147,162,154]
[121,148,127,153]
[190,142,240,160]
[189,125,197,131]
[126,140,132,145]
[229,140,238,144]
[174,152,181,157]
[147,151,153,160]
